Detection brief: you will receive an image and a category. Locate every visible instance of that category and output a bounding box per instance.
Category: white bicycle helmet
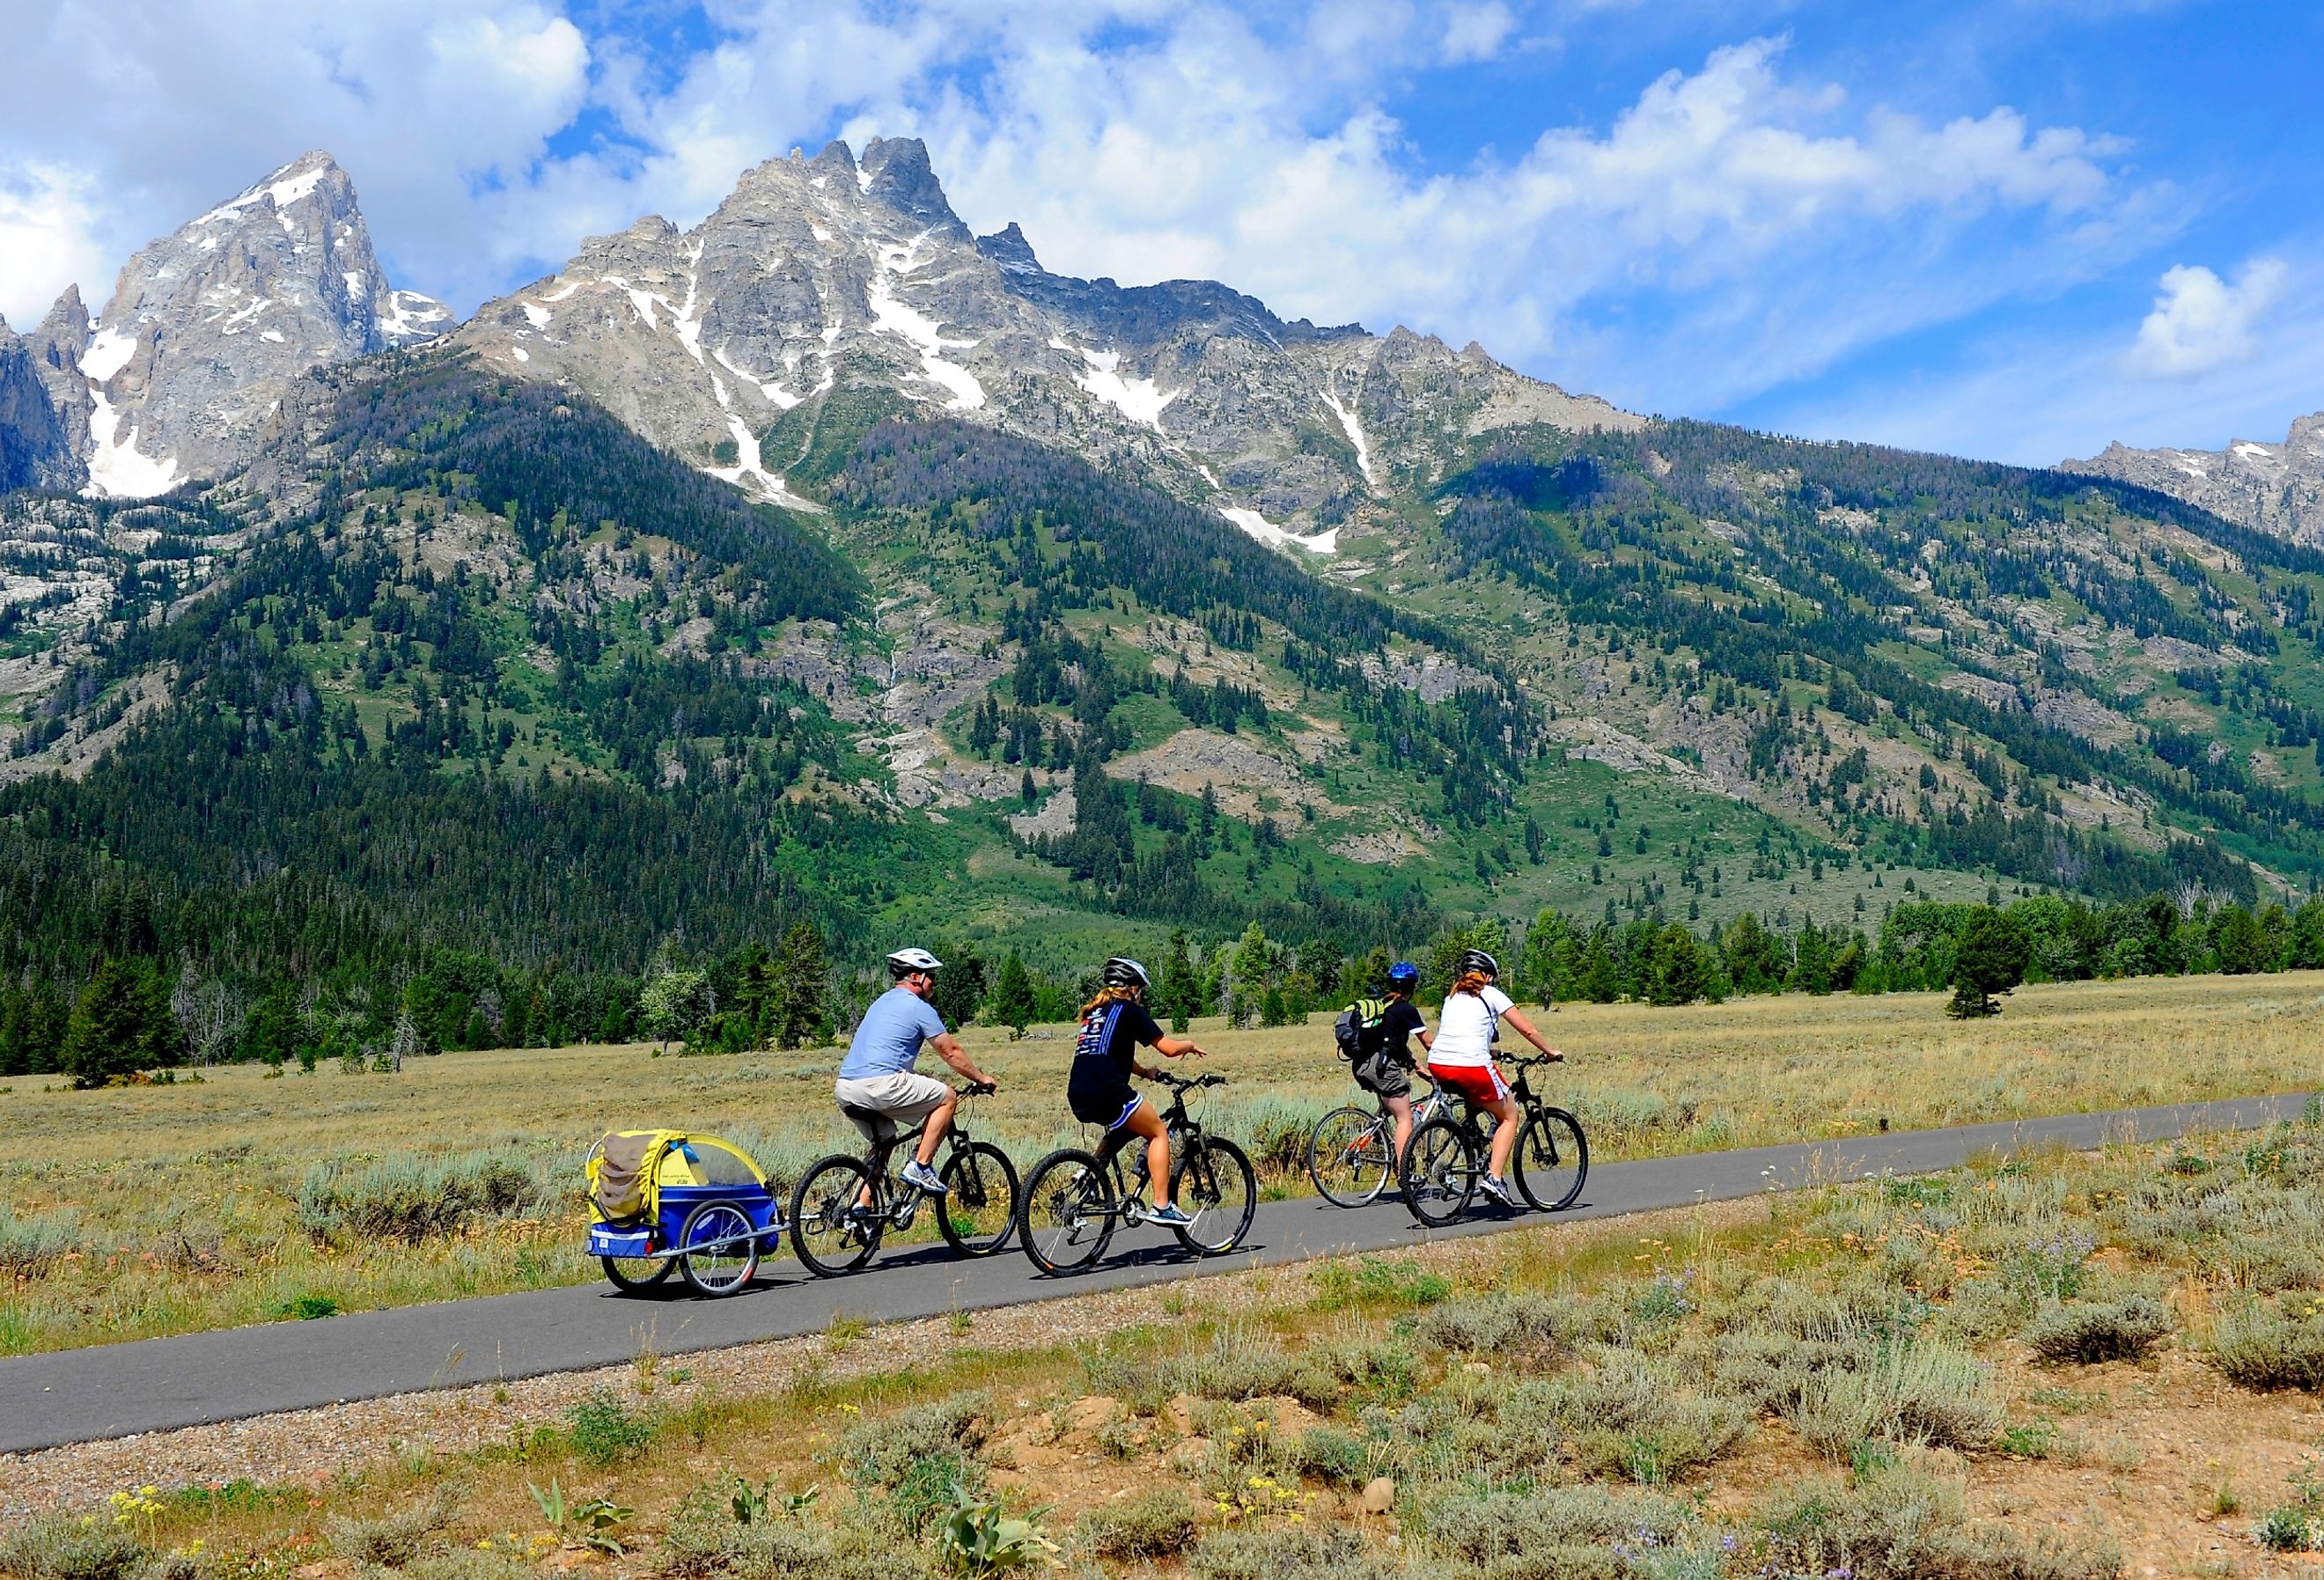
[887,946,944,976]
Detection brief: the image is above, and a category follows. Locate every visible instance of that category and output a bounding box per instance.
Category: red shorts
[1428,1062,1511,1106]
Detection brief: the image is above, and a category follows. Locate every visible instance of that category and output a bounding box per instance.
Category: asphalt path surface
[3,1091,2311,1454]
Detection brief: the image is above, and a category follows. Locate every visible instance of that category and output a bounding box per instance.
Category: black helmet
[1103,956,1151,992]
[1457,948,1499,980]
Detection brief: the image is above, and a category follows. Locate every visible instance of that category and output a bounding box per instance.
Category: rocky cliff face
[2062,414,2324,545]
[0,318,76,491]
[26,152,447,498]
[453,136,1637,540]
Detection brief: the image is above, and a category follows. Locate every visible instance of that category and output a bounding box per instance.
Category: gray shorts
[834,1070,949,1144]
[1352,1049,1414,1100]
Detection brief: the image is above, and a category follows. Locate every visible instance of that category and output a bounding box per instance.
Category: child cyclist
[1425,948,1562,1206]
[1066,957,1210,1226]
[1353,960,1433,1169]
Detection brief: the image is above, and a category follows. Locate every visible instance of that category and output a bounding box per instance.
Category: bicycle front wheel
[679,1201,760,1297]
[790,1154,883,1277]
[1516,1107,1589,1212]
[1307,1106,1393,1208]
[1401,1115,1477,1228]
[938,1141,1021,1257]
[1173,1136,1256,1256]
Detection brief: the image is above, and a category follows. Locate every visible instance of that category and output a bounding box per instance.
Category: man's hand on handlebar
[963,1079,998,1096]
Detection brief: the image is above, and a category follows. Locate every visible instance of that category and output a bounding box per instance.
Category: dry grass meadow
[2,972,2320,1356]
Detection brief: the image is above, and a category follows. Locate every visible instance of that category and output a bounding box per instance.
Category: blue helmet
[1386,960,1420,988]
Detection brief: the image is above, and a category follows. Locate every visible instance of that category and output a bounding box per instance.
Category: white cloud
[0,163,104,328]
[1438,2,1517,62]
[2123,256,2288,378]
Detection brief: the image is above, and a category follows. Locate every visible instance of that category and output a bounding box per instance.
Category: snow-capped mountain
[453,137,1636,540]
[2063,413,2324,546]
[13,152,447,499]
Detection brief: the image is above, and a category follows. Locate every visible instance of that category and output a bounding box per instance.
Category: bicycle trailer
[585,1129,782,1295]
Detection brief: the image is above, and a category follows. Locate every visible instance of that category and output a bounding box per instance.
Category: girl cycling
[1067,957,1209,1225]
[1425,947,1562,1206]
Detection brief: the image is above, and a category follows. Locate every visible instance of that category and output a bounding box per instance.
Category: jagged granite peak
[455,136,1639,540]
[2063,414,2324,546]
[975,222,1041,275]
[57,151,449,498]
[0,316,78,491]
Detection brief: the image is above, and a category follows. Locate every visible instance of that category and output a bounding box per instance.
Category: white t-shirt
[1431,986,1512,1067]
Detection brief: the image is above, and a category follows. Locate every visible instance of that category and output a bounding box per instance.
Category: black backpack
[1333,997,1391,1060]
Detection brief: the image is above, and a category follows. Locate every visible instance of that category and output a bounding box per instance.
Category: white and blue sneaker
[1478,1174,1516,1207]
[1145,1202,1195,1227]
[901,1159,948,1195]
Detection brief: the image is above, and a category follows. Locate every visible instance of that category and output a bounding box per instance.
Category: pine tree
[63,959,175,1088]
[769,923,829,1049]
[1948,908,2030,1018]
[989,952,1039,1040]
[1158,930,1202,1033]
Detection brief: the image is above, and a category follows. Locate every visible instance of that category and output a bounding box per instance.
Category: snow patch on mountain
[866,239,984,410]
[1221,505,1336,555]
[1320,388,1377,489]
[1070,346,1179,430]
[82,390,180,498]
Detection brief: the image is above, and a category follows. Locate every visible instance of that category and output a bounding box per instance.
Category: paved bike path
[2,1091,2310,1455]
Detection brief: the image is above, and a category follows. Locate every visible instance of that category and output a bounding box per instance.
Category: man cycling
[1426,948,1562,1207]
[1067,957,1209,1226]
[834,948,997,1196]
[1352,961,1433,1170]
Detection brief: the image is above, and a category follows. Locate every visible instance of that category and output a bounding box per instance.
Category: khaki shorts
[834,1070,950,1144]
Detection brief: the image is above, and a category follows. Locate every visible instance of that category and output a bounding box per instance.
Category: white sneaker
[1146,1202,1194,1227]
[1478,1174,1516,1207]
[901,1159,947,1195]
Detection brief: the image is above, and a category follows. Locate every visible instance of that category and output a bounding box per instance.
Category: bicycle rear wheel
[1019,1149,1116,1275]
[790,1155,884,1277]
[679,1201,759,1297]
[600,1253,671,1292]
[938,1141,1021,1256]
[1173,1136,1256,1255]
[1307,1106,1393,1208]
[1401,1115,1477,1227]
[1516,1107,1589,1212]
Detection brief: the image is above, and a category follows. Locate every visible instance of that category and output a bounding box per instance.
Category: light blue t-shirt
[838,988,949,1080]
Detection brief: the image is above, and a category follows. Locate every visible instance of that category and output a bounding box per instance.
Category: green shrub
[1295,1426,1373,1488]
[565,1388,653,1465]
[838,1391,990,1488]
[327,1491,458,1567]
[2209,1301,2324,1391]
[1427,1484,1691,1576]
[1187,1526,1401,1580]
[1784,1343,2001,1459]
[1550,1351,1753,1483]
[297,1150,549,1244]
[0,1515,146,1580]
[661,1483,891,1580]
[2023,1294,2173,1363]
[0,1207,81,1281]
[1077,1488,1199,1560]
[1755,1464,2114,1580]
[1414,1291,1567,1354]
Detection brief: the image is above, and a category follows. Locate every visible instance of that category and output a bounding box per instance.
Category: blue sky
[2,0,2316,465]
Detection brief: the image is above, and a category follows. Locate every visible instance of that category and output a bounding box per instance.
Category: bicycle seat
[838,1103,886,1127]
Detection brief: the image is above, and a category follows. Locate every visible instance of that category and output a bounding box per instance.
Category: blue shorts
[1071,1091,1142,1130]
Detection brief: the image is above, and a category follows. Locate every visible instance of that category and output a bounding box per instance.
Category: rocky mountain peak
[974,222,1042,275]
[22,151,452,498]
[2063,412,2324,546]
[857,136,963,231]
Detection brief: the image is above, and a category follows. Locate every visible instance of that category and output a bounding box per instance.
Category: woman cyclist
[1067,957,1209,1225]
[1425,947,1561,1206]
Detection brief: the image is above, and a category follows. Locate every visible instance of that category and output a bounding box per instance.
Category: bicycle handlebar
[961,1080,997,1097]
[1148,1069,1227,1091]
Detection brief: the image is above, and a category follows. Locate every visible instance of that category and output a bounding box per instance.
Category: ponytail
[1079,983,1144,1019]
[1452,970,1492,997]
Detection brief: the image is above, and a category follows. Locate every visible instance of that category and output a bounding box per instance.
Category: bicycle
[788,1081,1021,1277]
[1306,1072,1452,1208]
[1016,1071,1257,1275]
[1399,1054,1588,1226]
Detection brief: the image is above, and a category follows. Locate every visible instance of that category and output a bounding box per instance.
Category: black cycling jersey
[1067,996,1163,1122]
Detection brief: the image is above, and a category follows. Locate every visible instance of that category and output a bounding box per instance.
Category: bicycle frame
[849,1088,992,1228]
[1087,1084,1205,1214]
